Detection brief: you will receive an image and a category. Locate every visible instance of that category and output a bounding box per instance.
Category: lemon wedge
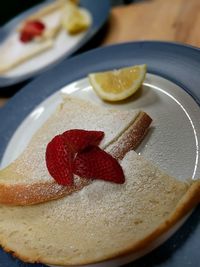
[62,2,91,34]
[88,64,147,101]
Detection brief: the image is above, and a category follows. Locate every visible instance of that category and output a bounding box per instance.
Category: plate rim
[0,40,200,267]
[0,0,110,87]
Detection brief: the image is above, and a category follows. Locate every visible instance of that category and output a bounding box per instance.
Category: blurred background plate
[0,0,110,87]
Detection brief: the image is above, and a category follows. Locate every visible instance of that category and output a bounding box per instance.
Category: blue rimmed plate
[0,0,110,87]
[0,41,200,267]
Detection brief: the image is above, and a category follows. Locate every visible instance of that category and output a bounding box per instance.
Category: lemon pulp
[62,3,91,34]
[88,64,147,101]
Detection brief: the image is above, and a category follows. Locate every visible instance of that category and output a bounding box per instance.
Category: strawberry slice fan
[46,129,125,185]
[20,20,45,43]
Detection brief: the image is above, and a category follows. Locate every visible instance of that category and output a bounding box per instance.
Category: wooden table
[102,0,200,46]
[0,98,8,108]
[1,0,200,107]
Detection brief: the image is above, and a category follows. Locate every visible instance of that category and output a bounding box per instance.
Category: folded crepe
[0,96,152,205]
[0,96,199,266]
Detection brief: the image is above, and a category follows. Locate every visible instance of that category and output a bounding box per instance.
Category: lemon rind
[88,64,147,102]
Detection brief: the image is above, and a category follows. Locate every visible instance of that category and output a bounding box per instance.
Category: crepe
[0,96,152,205]
[0,150,199,265]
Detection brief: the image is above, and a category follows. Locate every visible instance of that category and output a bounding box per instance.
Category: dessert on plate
[0,95,199,266]
[0,0,91,74]
[0,96,152,205]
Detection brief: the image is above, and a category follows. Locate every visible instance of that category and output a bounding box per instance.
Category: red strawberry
[24,20,45,35]
[20,31,33,43]
[20,20,45,43]
[73,146,125,184]
[46,135,73,186]
[46,129,125,186]
[62,129,104,152]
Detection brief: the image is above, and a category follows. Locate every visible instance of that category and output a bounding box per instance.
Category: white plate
[0,10,91,78]
[0,0,110,87]
[1,73,200,267]
[1,73,200,179]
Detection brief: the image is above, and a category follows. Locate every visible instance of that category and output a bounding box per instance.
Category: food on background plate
[61,1,91,34]
[0,0,91,74]
[89,64,147,102]
[0,96,152,205]
[0,39,53,74]
[18,0,90,43]
[17,0,62,44]
[19,20,46,43]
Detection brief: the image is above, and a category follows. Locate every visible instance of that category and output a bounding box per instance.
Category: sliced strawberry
[46,130,125,186]
[73,146,125,184]
[20,20,45,43]
[24,20,45,35]
[62,129,104,152]
[20,31,33,43]
[46,135,73,186]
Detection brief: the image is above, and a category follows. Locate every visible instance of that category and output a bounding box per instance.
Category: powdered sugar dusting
[0,151,189,264]
[50,150,188,223]
[2,96,139,185]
